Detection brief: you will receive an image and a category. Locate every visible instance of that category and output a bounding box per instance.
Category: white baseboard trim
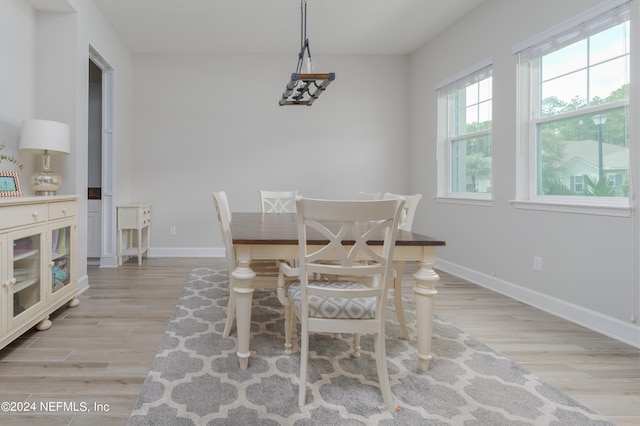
[435,258,640,349]
[78,274,89,295]
[148,247,225,258]
[100,256,119,268]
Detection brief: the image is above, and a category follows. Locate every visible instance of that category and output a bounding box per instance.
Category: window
[607,172,623,190]
[571,175,584,193]
[515,1,630,207]
[436,61,493,200]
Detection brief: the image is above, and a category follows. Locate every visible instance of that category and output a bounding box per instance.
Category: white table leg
[232,245,255,370]
[413,247,439,371]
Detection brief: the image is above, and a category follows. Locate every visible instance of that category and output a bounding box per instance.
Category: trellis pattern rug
[127,266,612,425]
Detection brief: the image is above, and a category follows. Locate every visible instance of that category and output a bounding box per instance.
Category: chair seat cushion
[287,281,376,319]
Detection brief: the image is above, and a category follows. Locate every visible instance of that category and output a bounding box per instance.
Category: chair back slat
[260,190,298,213]
[382,192,422,231]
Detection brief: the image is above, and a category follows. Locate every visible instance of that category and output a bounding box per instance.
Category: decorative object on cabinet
[0,195,79,351]
[117,204,151,266]
[19,119,71,196]
[279,0,335,106]
[0,171,21,197]
[0,143,23,170]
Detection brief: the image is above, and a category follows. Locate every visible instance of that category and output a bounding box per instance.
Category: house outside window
[436,60,493,200]
[515,1,630,207]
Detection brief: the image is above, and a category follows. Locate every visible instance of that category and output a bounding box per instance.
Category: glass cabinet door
[51,224,72,294]
[11,229,43,320]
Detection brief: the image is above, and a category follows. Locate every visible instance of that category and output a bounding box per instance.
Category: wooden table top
[231,212,445,247]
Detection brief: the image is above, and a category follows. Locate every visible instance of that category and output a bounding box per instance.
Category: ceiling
[91,0,485,55]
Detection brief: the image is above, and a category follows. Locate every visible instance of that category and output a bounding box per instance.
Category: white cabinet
[0,196,79,351]
[117,204,151,266]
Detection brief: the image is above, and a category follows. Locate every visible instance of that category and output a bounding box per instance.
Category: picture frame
[0,171,22,197]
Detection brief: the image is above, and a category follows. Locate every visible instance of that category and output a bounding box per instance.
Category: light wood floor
[0,258,637,425]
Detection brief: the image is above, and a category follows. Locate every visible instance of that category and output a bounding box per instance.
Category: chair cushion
[287,281,376,319]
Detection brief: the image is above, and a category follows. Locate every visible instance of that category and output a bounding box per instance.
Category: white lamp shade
[19,119,70,155]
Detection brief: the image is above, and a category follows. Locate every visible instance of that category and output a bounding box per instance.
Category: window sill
[510,199,631,217]
[435,196,493,207]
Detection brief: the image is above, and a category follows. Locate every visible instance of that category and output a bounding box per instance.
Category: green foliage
[582,175,616,197]
[621,174,629,196]
[465,120,491,133]
[543,175,623,197]
[0,144,23,169]
[542,177,573,195]
[465,152,491,192]
[452,133,492,192]
[540,84,629,150]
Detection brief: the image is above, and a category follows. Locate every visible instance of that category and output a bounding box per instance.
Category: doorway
[88,47,117,267]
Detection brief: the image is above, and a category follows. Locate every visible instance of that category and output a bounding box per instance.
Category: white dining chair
[259,190,298,213]
[382,192,422,340]
[213,191,281,337]
[278,197,404,409]
[356,191,382,200]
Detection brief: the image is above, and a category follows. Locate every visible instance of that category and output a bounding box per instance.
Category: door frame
[88,46,117,268]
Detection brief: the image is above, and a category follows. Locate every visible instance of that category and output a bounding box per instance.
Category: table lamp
[19,119,70,196]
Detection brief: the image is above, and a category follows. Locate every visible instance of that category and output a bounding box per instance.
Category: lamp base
[32,170,61,196]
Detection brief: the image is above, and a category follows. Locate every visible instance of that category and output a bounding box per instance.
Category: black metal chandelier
[279,0,335,106]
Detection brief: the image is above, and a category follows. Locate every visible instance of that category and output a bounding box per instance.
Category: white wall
[410,0,639,346]
[0,0,36,172]
[132,54,410,252]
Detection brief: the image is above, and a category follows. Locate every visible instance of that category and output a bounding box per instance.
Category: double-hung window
[514,1,630,210]
[436,60,493,200]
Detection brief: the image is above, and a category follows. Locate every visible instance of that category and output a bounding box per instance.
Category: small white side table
[117,203,151,266]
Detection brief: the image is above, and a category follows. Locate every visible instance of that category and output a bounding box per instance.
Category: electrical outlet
[533,256,543,271]
[170,226,176,235]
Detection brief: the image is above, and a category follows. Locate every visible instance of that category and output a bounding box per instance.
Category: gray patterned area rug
[127,266,612,425]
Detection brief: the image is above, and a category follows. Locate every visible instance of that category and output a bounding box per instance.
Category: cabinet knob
[3,277,17,288]
[49,261,55,267]
[32,211,39,218]
[62,208,67,214]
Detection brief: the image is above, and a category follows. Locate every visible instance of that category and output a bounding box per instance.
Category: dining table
[230,212,446,371]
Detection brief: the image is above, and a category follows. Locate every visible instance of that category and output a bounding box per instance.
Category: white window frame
[571,175,585,193]
[435,58,494,206]
[512,0,634,217]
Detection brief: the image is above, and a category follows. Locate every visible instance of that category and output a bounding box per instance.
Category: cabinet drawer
[0,204,48,230]
[118,208,140,228]
[118,205,151,229]
[141,208,151,225]
[49,201,77,220]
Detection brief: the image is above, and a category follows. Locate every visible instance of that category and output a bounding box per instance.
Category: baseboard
[78,274,89,295]
[99,256,119,268]
[435,258,640,349]
[148,247,225,258]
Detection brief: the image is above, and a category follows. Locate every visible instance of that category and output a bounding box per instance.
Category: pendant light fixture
[279,0,335,106]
